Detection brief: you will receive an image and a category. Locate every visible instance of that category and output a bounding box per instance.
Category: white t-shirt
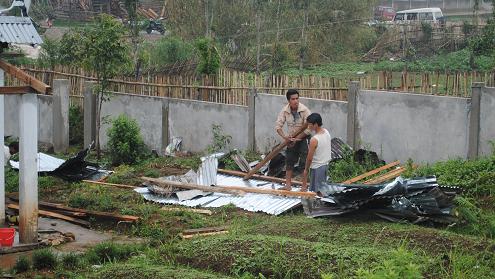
[311,128,332,169]
[4,145,10,162]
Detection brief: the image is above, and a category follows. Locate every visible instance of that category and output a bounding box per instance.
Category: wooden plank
[180,230,228,239]
[82,180,137,189]
[0,60,51,94]
[0,242,40,254]
[342,161,400,184]
[364,167,406,184]
[182,226,228,235]
[37,201,139,222]
[218,168,303,186]
[244,124,308,180]
[142,177,316,198]
[0,86,36,94]
[7,204,90,228]
[161,207,213,215]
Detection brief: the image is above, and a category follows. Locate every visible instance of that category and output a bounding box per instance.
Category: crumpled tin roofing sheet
[0,16,43,45]
[10,152,65,172]
[135,174,302,215]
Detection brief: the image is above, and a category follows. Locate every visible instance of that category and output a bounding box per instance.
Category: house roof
[0,16,42,45]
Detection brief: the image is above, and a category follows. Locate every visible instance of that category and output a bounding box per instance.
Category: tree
[196,37,220,75]
[123,0,141,78]
[79,14,130,158]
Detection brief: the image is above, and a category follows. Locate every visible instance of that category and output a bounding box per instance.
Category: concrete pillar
[0,69,4,225]
[52,79,70,153]
[19,93,38,244]
[83,81,97,148]
[346,81,359,150]
[161,101,169,155]
[468,82,482,159]
[247,88,256,152]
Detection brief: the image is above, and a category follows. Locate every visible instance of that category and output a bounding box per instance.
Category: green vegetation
[69,105,84,146]
[107,114,147,166]
[32,249,58,270]
[13,256,31,273]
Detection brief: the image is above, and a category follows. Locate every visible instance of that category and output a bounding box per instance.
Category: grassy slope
[4,155,495,278]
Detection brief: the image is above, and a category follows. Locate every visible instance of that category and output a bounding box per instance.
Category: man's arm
[275,110,288,142]
[302,138,318,191]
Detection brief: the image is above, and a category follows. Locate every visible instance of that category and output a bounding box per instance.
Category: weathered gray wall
[4,95,53,144]
[357,90,470,163]
[98,93,249,153]
[99,93,165,151]
[254,93,348,153]
[168,99,249,153]
[479,86,495,156]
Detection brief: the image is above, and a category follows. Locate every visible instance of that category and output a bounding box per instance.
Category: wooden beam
[342,161,401,184]
[364,167,406,184]
[142,177,317,198]
[218,168,303,186]
[0,242,40,254]
[8,195,139,222]
[7,203,90,228]
[244,124,308,180]
[0,86,36,94]
[182,226,228,235]
[82,180,138,189]
[180,230,228,239]
[0,60,50,94]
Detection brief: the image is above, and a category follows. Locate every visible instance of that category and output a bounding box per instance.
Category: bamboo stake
[244,124,308,180]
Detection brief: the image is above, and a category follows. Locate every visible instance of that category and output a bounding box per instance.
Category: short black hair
[286,89,299,100]
[307,113,323,126]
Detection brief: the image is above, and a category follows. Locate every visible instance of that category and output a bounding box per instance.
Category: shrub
[86,242,140,264]
[13,256,30,273]
[32,248,58,270]
[107,114,147,166]
[207,124,232,153]
[61,253,81,269]
[69,105,84,145]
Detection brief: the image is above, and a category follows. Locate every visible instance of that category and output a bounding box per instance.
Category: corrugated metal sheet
[135,174,302,215]
[10,152,65,172]
[0,16,42,45]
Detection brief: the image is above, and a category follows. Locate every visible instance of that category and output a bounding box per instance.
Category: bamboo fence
[6,65,494,107]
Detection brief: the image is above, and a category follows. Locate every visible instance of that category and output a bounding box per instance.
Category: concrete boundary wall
[480,86,495,156]
[356,90,471,163]
[4,95,52,144]
[4,78,495,164]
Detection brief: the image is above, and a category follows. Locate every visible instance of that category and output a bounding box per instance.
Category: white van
[393,8,445,25]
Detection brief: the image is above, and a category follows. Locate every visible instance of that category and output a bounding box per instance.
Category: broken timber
[218,169,303,186]
[7,203,91,228]
[82,180,138,189]
[0,60,51,94]
[141,177,316,198]
[342,161,400,184]
[181,231,228,239]
[161,207,213,215]
[244,124,308,180]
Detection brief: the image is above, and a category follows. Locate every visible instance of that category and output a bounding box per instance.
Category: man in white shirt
[302,113,332,194]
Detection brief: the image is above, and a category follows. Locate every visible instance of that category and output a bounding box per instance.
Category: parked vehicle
[393,8,445,25]
[374,6,396,21]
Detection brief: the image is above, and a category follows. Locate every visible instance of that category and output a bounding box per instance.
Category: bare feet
[280,185,292,191]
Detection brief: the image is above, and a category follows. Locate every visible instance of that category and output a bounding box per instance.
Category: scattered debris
[165,137,183,156]
[342,161,400,184]
[231,152,251,172]
[306,176,461,224]
[9,146,109,181]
